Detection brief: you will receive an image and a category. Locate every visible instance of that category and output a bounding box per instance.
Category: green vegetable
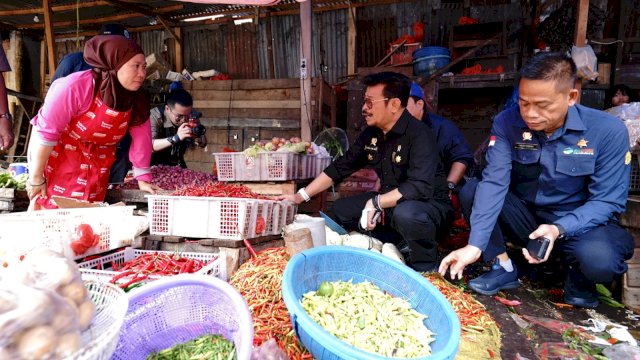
[317,281,334,297]
[146,334,236,360]
[301,280,434,358]
[595,284,612,298]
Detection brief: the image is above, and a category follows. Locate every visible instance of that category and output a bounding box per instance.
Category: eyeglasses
[363,97,389,108]
[169,108,188,121]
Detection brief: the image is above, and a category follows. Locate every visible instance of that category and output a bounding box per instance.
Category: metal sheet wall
[133,30,171,68]
[183,24,227,73]
[224,23,260,79]
[265,14,301,79]
[314,10,347,84]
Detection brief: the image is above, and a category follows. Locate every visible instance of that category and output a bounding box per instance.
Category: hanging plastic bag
[571,45,598,80]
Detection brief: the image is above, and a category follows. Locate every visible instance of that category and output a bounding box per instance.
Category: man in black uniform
[151,89,203,168]
[281,72,452,272]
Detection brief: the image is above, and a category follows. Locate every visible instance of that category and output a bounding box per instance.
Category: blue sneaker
[564,274,599,308]
[468,263,520,296]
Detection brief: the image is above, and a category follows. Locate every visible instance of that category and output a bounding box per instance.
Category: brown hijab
[84,35,149,126]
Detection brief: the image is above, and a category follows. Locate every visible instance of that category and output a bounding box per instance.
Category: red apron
[38,95,131,209]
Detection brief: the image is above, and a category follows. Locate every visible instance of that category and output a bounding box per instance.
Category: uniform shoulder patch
[625,151,632,165]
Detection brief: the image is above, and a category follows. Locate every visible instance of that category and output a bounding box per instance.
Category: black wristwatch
[553,223,566,241]
[167,134,180,145]
[447,181,456,191]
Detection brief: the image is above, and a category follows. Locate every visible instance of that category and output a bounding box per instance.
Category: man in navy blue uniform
[406,83,474,194]
[281,72,452,272]
[439,52,635,308]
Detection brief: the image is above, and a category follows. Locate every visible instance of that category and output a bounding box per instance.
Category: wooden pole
[174,27,182,72]
[266,11,275,79]
[347,4,356,76]
[573,0,589,103]
[300,0,312,142]
[43,0,56,77]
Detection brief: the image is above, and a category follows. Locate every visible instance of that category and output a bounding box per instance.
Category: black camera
[526,236,551,260]
[187,111,206,137]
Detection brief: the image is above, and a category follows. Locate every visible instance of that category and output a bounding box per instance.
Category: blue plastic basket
[282,247,460,360]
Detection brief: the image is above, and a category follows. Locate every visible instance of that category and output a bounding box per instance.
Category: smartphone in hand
[526,236,551,260]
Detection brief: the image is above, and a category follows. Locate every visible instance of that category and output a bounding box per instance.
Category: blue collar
[510,105,587,134]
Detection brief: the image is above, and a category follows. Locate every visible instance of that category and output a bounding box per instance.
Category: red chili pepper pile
[424,273,498,334]
[229,248,311,360]
[108,253,210,289]
[172,182,267,199]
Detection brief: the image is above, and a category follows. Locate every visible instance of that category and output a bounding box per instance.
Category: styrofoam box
[0,206,135,260]
[147,195,283,240]
[79,247,226,282]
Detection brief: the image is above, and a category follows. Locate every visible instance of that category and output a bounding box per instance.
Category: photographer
[151,89,205,168]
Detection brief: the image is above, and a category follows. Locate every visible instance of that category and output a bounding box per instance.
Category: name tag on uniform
[514,142,539,150]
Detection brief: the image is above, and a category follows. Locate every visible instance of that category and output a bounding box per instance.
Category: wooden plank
[347,5,357,76]
[0,1,109,16]
[174,27,182,72]
[203,118,302,129]
[199,107,300,120]
[242,182,296,196]
[627,264,640,287]
[188,78,300,91]
[190,88,301,101]
[193,100,301,109]
[43,0,56,76]
[451,39,499,48]
[573,0,589,103]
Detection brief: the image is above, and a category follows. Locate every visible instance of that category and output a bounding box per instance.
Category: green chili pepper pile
[146,334,236,360]
[301,280,434,358]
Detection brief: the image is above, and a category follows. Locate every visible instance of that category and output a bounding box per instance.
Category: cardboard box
[145,53,171,79]
[166,71,184,82]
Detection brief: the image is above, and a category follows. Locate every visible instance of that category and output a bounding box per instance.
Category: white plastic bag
[571,45,598,80]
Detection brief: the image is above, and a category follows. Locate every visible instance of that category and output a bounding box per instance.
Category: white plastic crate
[78,247,226,282]
[0,206,135,260]
[213,152,261,181]
[315,155,332,177]
[260,152,298,181]
[280,202,297,231]
[148,195,281,240]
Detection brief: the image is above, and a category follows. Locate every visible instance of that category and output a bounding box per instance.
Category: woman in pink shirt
[27,35,159,208]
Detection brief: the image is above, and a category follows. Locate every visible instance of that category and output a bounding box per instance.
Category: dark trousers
[331,192,453,266]
[109,132,132,184]
[460,178,635,290]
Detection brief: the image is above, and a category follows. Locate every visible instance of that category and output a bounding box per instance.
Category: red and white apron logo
[98,154,107,159]
[118,122,128,129]
[69,131,81,140]
[93,132,107,138]
[76,122,87,132]
[45,165,53,172]
[85,111,96,119]
[64,144,77,151]
[50,150,59,158]
[71,191,84,197]
[89,193,97,199]
[53,185,66,193]
[99,167,109,174]
[80,163,89,170]
[76,178,87,186]
[100,121,114,129]
[105,109,119,117]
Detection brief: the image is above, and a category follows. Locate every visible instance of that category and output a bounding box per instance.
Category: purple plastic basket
[111,275,253,360]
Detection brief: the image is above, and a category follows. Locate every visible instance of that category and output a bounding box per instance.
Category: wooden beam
[174,27,182,72]
[18,4,183,30]
[103,0,182,46]
[43,0,56,76]
[347,4,356,76]
[39,40,46,97]
[0,1,109,16]
[573,0,589,103]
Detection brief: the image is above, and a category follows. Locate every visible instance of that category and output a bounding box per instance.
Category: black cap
[99,24,129,38]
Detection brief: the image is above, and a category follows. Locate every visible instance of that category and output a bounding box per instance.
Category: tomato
[317,281,334,297]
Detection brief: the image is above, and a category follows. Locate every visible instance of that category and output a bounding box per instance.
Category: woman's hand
[138,180,161,194]
[26,176,47,200]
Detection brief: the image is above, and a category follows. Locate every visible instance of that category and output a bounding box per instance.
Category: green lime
[317,281,334,297]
